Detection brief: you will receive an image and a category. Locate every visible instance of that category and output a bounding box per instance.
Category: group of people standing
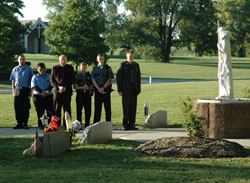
[10,50,141,131]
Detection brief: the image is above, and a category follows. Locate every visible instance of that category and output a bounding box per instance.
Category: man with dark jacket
[116,50,141,130]
[50,54,75,128]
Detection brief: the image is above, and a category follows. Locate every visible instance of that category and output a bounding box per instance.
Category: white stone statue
[217,27,234,99]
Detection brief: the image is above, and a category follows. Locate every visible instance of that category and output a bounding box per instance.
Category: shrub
[180,97,204,138]
[243,87,250,98]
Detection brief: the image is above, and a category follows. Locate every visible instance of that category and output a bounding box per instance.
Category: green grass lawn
[1,55,250,183]
[1,79,250,128]
[13,54,250,80]
[1,55,250,127]
[1,137,250,183]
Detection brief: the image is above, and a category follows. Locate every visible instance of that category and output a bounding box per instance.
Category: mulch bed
[134,137,250,158]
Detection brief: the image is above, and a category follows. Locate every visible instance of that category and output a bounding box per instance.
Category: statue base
[195,98,250,138]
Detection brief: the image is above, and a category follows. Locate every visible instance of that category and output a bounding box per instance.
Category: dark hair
[126,49,134,54]
[19,54,25,58]
[37,63,46,69]
[97,53,104,58]
[18,55,25,60]
[80,62,87,66]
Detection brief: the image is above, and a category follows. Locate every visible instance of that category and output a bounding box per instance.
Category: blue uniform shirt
[91,65,114,87]
[10,64,33,87]
[74,72,91,87]
[31,73,52,95]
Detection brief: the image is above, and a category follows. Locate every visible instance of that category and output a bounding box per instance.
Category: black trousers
[53,92,72,127]
[33,94,53,127]
[122,90,137,129]
[76,92,91,127]
[93,91,111,123]
[14,87,31,126]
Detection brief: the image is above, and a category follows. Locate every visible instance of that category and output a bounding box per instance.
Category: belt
[77,89,87,93]
[15,87,29,89]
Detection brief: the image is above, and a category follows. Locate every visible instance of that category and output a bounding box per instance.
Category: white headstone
[78,122,112,144]
[143,110,167,128]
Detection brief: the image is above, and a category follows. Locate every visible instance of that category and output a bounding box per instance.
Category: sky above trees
[17,0,48,20]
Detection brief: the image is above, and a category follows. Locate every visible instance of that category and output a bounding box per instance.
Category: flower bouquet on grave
[43,115,61,134]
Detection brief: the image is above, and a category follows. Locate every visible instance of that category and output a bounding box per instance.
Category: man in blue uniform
[73,62,93,128]
[31,63,53,129]
[116,50,141,130]
[10,55,33,129]
[91,54,114,123]
[50,54,75,128]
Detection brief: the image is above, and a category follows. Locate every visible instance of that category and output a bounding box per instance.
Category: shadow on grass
[171,57,198,61]
[232,62,250,69]
[1,137,250,182]
[108,55,126,59]
[172,61,218,68]
[109,55,141,60]
[167,124,183,128]
[172,57,250,70]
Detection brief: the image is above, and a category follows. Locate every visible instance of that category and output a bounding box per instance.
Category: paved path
[0,88,12,92]
[1,127,250,147]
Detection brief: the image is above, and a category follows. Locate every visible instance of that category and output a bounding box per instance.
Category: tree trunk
[161,28,172,63]
[163,43,171,63]
[195,51,203,57]
[238,45,246,57]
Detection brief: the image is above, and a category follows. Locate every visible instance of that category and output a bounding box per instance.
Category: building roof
[20,17,48,27]
[20,19,37,25]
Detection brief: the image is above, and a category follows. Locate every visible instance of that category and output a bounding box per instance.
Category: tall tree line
[0,0,27,70]
[216,0,250,57]
[105,0,250,61]
[1,0,250,69]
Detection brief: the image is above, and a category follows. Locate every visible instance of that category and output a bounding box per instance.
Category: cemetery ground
[0,137,250,183]
[1,54,250,128]
[1,55,250,182]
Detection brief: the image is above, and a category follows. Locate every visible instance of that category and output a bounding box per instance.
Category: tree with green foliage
[178,0,217,56]
[123,0,189,62]
[103,1,129,54]
[0,0,27,70]
[121,0,218,62]
[43,0,109,69]
[216,0,250,57]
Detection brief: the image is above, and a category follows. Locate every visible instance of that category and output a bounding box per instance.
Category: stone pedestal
[195,99,250,138]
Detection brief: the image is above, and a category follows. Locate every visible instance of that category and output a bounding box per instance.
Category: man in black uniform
[116,50,141,130]
[50,54,75,128]
[73,62,93,128]
[91,54,114,123]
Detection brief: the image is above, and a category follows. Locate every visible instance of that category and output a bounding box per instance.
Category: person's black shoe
[123,125,131,131]
[23,125,29,129]
[13,125,24,129]
[130,126,138,130]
